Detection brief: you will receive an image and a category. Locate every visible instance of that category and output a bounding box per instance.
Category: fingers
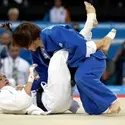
[16,85,24,90]
[28,64,38,83]
[29,64,38,72]
[34,72,40,80]
[31,64,38,68]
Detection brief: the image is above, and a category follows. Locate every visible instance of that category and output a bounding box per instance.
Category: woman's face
[26,38,44,51]
[0,73,9,89]
[27,43,37,51]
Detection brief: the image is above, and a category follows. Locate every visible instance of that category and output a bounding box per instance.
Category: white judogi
[0,14,97,115]
[38,14,97,113]
[0,86,46,115]
[41,50,73,113]
[0,86,31,114]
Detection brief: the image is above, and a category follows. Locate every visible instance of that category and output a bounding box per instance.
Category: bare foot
[107,100,121,114]
[84,1,98,27]
[101,29,116,52]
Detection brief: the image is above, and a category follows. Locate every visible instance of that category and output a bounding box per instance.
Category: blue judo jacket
[31,24,106,90]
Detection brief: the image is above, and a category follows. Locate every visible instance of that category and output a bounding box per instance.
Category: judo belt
[68,66,78,87]
[36,86,48,112]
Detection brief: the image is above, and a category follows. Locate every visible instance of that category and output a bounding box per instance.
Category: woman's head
[0,73,9,89]
[12,22,41,50]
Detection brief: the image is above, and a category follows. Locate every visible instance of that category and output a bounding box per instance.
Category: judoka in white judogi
[0,65,48,115]
[0,10,97,115]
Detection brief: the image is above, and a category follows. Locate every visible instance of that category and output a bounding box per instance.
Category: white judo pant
[42,50,72,113]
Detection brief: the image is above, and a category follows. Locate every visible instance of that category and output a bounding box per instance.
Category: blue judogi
[32,24,117,114]
[31,47,50,90]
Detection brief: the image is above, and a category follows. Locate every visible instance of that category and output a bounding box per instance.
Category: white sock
[69,100,80,113]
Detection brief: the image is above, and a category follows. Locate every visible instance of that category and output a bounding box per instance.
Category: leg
[83,29,116,57]
[80,1,98,41]
[75,56,120,115]
[79,1,97,57]
[42,49,73,113]
[79,2,116,57]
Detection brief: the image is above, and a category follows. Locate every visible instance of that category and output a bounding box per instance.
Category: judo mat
[0,97,125,125]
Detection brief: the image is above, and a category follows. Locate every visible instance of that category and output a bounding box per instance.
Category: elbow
[17,100,32,110]
[15,89,32,110]
[15,96,32,110]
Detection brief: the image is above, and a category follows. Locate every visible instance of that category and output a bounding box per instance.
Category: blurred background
[0,0,125,91]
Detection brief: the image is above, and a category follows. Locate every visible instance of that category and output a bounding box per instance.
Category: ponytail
[0,22,13,32]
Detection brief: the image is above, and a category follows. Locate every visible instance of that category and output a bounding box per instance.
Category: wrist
[28,74,34,83]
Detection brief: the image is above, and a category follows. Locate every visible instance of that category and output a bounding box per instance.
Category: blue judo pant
[75,56,117,115]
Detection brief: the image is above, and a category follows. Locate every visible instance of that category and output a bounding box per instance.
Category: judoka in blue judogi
[31,24,117,115]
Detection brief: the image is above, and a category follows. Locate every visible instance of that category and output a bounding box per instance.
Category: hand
[34,72,40,80]
[16,85,24,90]
[28,64,38,83]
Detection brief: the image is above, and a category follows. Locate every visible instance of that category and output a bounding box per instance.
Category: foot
[84,1,98,27]
[69,100,80,113]
[107,99,121,114]
[101,29,116,52]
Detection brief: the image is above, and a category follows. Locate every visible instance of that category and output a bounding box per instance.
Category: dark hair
[12,22,41,49]
[0,22,12,32]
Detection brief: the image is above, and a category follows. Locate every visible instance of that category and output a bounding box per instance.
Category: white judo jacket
[0,86,48,115]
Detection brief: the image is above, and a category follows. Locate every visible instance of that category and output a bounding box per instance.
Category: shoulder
[42,24,72,34]
[1,86,14,91]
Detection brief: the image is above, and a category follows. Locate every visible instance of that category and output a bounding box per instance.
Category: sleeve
[0,89,32,111]
[48,25,87,67]
[31,51,48,90]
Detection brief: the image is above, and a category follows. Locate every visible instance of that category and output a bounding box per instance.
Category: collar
[40,32,47,50]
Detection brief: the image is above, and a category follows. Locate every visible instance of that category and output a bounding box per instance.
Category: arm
[31,50,48,90]
[0,64,37,111]
[24,64,37,96]
[0,88,32,111]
